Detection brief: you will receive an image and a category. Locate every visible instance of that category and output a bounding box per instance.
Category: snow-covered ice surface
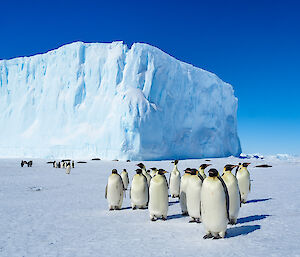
[1,156,299,257]
[0,41,241,160]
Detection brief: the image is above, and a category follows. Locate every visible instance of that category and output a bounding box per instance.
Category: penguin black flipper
[105,185,107,199]
[217,176,230,221]
[164,175,169,189]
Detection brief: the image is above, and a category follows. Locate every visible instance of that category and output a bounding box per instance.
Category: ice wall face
[0,41,241,160]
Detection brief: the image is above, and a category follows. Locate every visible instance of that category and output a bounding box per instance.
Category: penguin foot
[151,216,157,222]
[109,208,114,211]
[213,235,222,240]
[182,212,189,216]
[132,206,136,210]
[162,216,167,221]
[141,206,147,210]
[203,233,213,239]
[229,219,236,225]
[196,219,201,223]
[189,219,197,223]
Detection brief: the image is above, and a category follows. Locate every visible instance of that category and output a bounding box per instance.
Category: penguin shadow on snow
[246,198,272,204]
[168,200,179,206]
[237,214,270,224]
[167,214,187,220]
[226,225,261,238]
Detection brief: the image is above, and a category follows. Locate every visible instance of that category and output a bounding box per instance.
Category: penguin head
[224,164,237,171]
[171,160,179,165]
[199,164,211,170]
[123,169,127,172]
[242,163,251,167]
[150,167,157,171]
[208,168,219,177]
[184,168,191,174]
[136,163,145,169]
[158,169,168,175]
[135,168,142,174]
[190,168,198,175]
[146,169,151,174]
[112,169,118,174]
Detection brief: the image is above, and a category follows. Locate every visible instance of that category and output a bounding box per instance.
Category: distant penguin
[66,164,71,174]
[105,169,124,210]
[21,160,24,167]
[198,164,211,179]
[169,160,181,198]
[136,163,151,186]
[180,168,192,215]
[121,169,130,190]
[149,169,169,221]
[72,160,75,168]
[201,168,229,239]
[236,163,251,204]
[222,164,241,225]
[58,162,61,168]
[53,161,57,168]
[130,169,149,209]
[186,169,203,223]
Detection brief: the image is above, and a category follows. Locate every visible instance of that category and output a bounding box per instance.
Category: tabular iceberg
[0,41,241,160]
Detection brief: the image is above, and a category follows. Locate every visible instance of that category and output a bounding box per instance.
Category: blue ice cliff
[0,41,241,160]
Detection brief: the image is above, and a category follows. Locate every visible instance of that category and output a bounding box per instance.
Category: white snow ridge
[0,41,241,160]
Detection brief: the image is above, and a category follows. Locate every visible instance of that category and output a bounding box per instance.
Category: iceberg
[0,41,241,160]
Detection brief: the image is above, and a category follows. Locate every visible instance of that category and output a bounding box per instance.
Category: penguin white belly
[186,177,202,219]
[223,174,240,223]
[180,175,191,214]
[131,176,148,208]
[201,179,228,235]
[107,175,124,209]
[149,177,168,218]
[121,172,129,190]
[169,172,180,197]
[66,166,71,174]
[236,169,250,203]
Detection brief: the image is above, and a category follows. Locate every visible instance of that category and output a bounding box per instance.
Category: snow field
[0,156,299,256]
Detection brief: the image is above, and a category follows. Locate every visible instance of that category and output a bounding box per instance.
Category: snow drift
[0,41,241,160]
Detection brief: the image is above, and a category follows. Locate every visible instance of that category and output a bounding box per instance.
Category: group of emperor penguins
[52,160,75,174]
[105,160,251,239]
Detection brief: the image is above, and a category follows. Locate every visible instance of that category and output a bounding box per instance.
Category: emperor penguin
[180,168,192,216]
[105,169,124,210]
[149,169,169,221]
[121,169,130,190]
[201,168,229,239]
[58,162,61,169]
[186,169,203,223]
[136,163,151,186]
[130,169,149,209]
[236,163,251,204]
[66,163,71,174]
[21,160,24,167]
[198,164,211,179]
[72,160,75,168]
[222,164,241,225]
[169,160,181,198]
[150,167,158,178]
[54,161,57,168]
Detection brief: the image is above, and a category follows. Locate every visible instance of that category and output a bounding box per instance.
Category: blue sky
[1,0,299,155]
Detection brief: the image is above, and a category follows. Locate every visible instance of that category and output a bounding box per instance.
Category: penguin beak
[163,170,168,174]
